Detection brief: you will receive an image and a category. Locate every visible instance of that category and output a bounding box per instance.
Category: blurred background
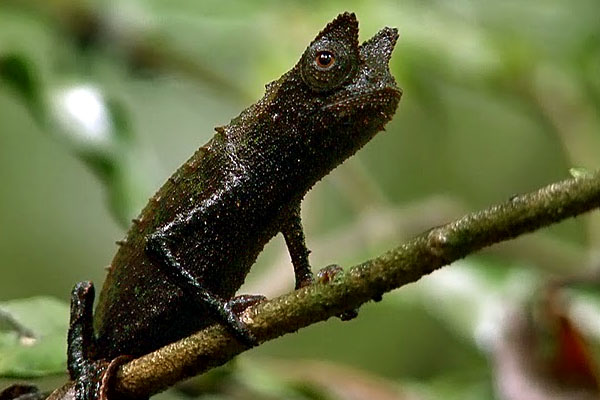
[1,0,600,399]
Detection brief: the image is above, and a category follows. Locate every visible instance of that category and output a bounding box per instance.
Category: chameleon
[46,11,402,400]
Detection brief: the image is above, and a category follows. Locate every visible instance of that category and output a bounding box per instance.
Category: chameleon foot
[220,295,266,347]
[227,294,266,315]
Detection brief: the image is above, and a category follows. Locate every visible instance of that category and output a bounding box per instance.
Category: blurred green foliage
[1,0,600,398]
[0,297,68,377]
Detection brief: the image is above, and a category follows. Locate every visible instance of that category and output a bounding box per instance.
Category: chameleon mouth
[321,85,401,119]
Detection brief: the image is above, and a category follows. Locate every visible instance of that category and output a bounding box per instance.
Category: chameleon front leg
[281,204,314,289]
[145,227,258,347]
[282,205,358,321]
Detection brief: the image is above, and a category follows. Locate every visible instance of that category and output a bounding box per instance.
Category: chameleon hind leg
[146,231,260,347]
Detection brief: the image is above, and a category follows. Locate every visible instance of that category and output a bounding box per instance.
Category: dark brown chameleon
[57,12,401,400]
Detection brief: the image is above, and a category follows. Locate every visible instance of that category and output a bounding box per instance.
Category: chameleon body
[61,12,401,400]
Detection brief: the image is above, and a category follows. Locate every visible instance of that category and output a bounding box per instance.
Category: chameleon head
[234,12,401,190]
[286,12,402,173]
[300,12,401,107]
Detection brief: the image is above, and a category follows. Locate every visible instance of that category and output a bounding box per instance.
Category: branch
[58,172,600,399]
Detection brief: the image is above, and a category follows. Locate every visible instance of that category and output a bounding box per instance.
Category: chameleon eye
[315,51,335,69]
[301,42,357,93]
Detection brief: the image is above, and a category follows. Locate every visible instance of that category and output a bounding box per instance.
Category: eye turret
[299,12,360,93]
[301,40,358,92]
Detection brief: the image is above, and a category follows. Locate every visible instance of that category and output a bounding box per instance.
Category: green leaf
[0,297,69,378]
[0,54,44,121]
